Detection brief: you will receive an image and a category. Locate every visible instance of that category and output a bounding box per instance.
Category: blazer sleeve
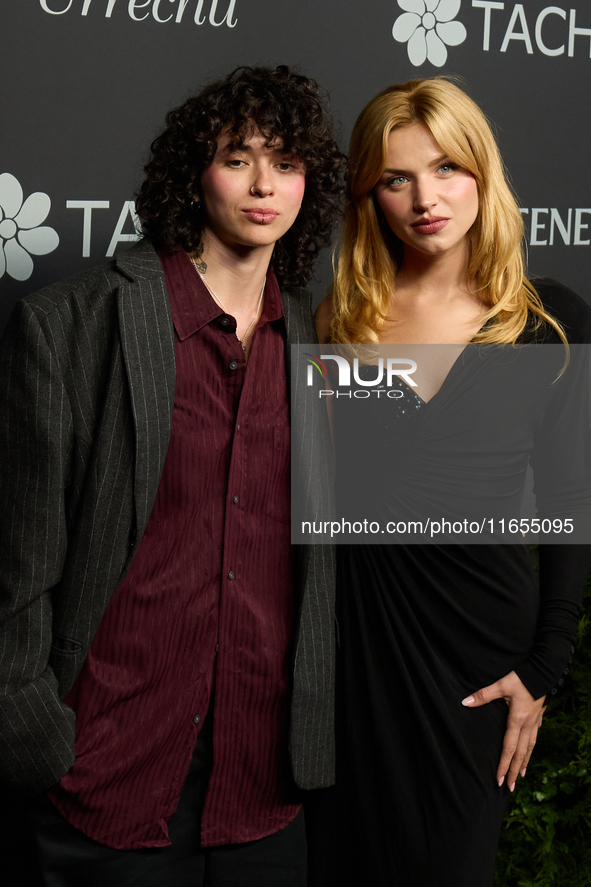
[0,299,76,794]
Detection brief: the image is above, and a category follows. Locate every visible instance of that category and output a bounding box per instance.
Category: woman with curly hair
[309,77,591,886]
[1,66,343,886]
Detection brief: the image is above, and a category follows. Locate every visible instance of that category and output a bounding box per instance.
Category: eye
[387,176,408,187]
[227,158,246,168]
[276,159,304,172]
[437,163,457,174]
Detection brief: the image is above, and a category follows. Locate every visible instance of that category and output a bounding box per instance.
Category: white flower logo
[393,0,467,67]
[0,173,59,281]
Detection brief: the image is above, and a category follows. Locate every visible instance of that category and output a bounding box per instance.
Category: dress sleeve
[514,545,590,699]
[514,282,591,699]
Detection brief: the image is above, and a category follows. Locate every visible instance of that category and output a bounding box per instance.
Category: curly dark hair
[135,65,345,287]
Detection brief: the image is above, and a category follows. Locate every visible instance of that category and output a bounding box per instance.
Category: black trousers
[7,716,306,887]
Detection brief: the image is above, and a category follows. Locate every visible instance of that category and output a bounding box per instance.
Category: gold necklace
[189,255,266,353]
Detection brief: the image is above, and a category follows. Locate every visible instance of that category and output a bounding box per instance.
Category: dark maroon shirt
[47,250,300,849]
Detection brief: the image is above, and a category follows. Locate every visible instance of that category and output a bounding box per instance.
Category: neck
[196,232,273,312]
[395,242,473,303]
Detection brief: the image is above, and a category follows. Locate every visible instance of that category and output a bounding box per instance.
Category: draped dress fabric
[309,281,591,887]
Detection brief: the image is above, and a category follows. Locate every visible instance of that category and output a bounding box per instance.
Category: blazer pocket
[51,635,83,655]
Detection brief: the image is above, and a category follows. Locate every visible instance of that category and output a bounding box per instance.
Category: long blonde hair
[331,77,564,346]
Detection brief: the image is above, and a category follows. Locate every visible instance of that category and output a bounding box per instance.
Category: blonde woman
[311,79,591,886]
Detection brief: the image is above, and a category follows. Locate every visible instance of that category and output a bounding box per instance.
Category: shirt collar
[159,249,285,342]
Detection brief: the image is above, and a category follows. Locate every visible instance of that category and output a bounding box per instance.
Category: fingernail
[520,768,527,778]
[498,776,504,787]
[462,696,475,706]
[510,782,515,793]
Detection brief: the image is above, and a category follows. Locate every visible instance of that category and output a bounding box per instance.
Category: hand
[462,670,546,791]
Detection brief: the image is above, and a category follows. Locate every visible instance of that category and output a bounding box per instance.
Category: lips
[411,217,449,234]
[242,209,278,224]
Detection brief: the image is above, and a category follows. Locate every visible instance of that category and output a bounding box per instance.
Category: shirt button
[564,667,569,675]
[229,360,238,371]
[233,495,239,504]
[550,688,558,695]
[558,678,564,686]
[228,570,235,580]
[215,644,219,652]
[236,424,240,431]
[193,715,200,724]
[220,316,230,326]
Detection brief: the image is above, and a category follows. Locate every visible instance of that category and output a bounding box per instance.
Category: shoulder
[531,277,591,344]
[13,239,163,327]
[314,295,334,345]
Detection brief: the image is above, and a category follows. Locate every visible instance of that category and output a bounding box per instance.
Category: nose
[413,177,437,213]
[249,163,274,197]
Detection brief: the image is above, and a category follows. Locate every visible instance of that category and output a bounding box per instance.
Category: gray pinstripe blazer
[0,239,335,796]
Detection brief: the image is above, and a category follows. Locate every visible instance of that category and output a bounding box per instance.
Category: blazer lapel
[282,287,318,581]
[116,240,176,537]
[282,286,310,473]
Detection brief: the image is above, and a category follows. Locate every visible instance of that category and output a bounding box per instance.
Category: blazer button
[229,361,238,371]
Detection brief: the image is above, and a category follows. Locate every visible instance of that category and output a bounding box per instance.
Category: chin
[245,233,281,249]
[229,229,276,249]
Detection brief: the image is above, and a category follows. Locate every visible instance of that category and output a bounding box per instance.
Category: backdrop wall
[2,1,590,330]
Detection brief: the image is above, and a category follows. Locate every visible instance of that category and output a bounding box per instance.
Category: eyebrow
[382,154,451,176]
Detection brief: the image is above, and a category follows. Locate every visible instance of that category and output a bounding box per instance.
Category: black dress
[307,281,591,887]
